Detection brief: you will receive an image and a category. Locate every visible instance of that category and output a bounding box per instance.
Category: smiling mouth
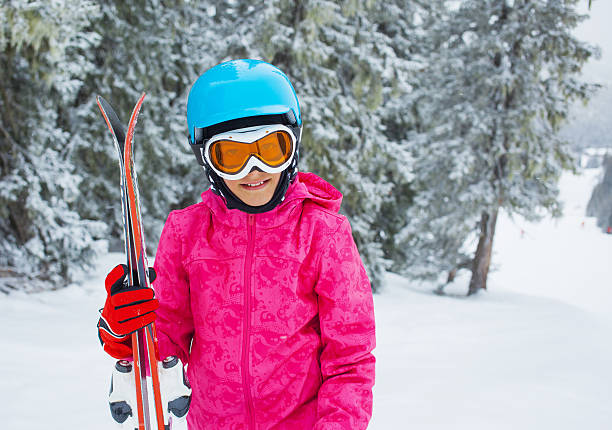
[240,178,270,190]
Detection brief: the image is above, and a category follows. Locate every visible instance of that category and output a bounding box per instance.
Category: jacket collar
[201,172,342,229]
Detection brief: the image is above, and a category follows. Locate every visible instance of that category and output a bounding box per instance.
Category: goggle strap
[193,111,298,145]
[189,137,206,166]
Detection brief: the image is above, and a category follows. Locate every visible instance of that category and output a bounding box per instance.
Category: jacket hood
[200,172,342,228]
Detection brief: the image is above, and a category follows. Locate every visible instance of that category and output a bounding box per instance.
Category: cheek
[271,174,282,187]
[223,179,239,193]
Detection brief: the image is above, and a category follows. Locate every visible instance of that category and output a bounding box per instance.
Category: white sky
[564,0,612,147]
[574,0,612,84]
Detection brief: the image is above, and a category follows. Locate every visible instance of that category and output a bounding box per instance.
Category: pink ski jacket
[153,172,376,429]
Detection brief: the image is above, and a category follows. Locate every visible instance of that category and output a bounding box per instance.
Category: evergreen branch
[0,122,33,165]
[0,123,16,173]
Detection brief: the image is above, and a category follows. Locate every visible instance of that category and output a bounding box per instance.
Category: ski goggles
[200,124,297,180]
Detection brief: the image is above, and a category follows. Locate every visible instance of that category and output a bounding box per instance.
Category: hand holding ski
[98,264,159,359]
[96,93,167,430]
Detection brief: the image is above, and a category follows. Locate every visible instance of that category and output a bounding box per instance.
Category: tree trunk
[468,207,499,295]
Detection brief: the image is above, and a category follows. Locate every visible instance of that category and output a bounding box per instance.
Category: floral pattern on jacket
[153,172,376,429]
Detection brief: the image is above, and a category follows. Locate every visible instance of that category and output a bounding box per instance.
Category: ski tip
[96,96,110,124]
[96,95,110,114]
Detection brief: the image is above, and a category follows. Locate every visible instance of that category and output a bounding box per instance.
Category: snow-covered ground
[371,168,612,429]
[1,168,610,429]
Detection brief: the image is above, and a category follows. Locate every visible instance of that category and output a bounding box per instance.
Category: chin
[244,196,272,207]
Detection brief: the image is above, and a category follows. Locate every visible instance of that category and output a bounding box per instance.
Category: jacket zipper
[242,214,256,429]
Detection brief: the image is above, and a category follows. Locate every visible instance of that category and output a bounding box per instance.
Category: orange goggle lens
[208,130,293,174]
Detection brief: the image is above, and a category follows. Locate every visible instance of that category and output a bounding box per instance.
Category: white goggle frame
[203,124,297,180]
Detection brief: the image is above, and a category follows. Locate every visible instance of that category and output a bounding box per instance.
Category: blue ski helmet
[187,59,302,214]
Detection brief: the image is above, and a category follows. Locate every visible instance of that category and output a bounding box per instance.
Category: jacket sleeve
[314,217,376,429]
[152,211,194,365]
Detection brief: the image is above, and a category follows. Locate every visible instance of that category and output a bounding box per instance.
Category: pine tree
[399,0,597,294]
[0,1,105,292]
[373,0,446,273]
[586,155,612,233]
[70,1,218,251]
[250,0,422,289]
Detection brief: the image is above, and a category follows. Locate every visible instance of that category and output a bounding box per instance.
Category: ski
[97,93,166,430]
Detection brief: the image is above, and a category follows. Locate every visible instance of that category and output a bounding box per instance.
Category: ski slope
[371,168,612,429]
[0,168,610,429]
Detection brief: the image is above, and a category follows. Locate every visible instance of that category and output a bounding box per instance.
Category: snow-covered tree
[240,0,423,289]
[70,1,218,251]
[587,154,612,232]
[373,0,446,272]
[398,0,597,294]
[0,1,105,291]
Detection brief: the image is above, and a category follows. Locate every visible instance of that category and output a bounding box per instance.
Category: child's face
[223,170,282,207]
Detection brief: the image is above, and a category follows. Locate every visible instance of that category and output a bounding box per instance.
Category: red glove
[97,264,159,359]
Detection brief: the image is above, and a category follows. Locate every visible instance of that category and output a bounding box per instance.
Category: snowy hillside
[372,168,612,429]
[0,169,611,429]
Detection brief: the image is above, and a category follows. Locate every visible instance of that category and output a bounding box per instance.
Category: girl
[98,59,376,429]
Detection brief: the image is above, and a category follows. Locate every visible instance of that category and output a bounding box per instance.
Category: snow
[490,169,612,321]
[371,168,612,429]
[1,169,611,429]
